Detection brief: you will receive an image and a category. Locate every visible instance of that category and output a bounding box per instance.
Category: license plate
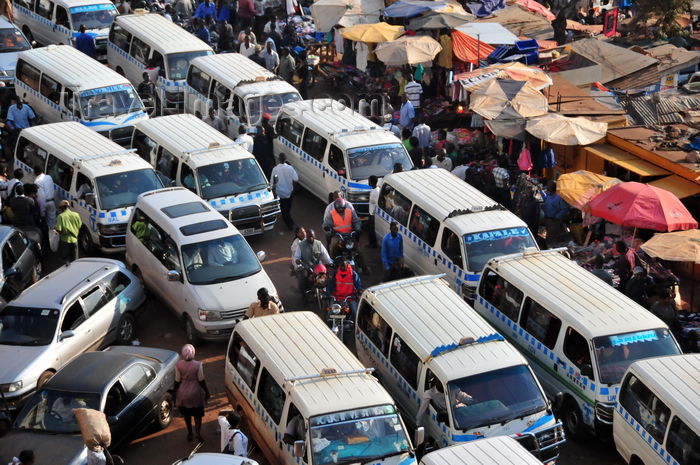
[240,228,255,235]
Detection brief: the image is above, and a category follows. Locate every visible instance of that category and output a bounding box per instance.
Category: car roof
[0,15,16,29]
[45,349,167,393]
[11,258,127,308]
[0,225,22,243]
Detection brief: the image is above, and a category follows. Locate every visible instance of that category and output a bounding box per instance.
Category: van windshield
[0,28,30,52]
[96,169,161,210]
[246,93,300,125]
[167,50,214,80]
[79,84,144,120]
[197,159,267,200]
[309,405,410,465]
[447,365,548,431]
[70,4,117,31]
[464,227,536,272]
[593,329,680,385]
[347,144,412,181]
[181,234,261,285]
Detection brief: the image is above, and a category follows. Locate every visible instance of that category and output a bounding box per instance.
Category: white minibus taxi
[185,53,301,137]
[473,249,682,441]
[13,0,117,62]
[274,99,412,219]
[376,169,537,301]
[132,114,279,235]
[126,187,280,346]
[107,13,213,115]
[15,122,161,253]
[356,276,563,462]
[420,436,544,465]
[225,311,419,465]
[15,44,148,146]
[614,354,700,465]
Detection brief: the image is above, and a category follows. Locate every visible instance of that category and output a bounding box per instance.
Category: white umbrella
[526,113,608,146]
[310,0,383,32]
[374,35,442,66]
[469,79,548,120]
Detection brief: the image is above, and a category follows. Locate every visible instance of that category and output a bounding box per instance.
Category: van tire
[184,314,201,346]
[116,313,136,344]
[78,227,96,256]
[562,399,592,442]
[115,66,125,76]
[22,27,34,47]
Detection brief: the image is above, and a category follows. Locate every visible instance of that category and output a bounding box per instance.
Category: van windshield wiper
[360,450,404,464]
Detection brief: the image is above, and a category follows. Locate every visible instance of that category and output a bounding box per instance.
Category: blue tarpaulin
[383,0,451,17]
[466,0,505,17]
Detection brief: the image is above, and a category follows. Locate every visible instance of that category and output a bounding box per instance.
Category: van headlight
[1,380,22,393]
[98,223,122,236]
[198,309,223,321]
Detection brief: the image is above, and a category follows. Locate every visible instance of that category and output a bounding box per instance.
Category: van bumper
[514,422,565,464]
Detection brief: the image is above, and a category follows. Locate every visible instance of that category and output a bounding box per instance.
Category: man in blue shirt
[399,94,415,130]
[6,97,36,136]
[194,19,211,44]
[75,24,96,58]
[381,221,403,273]
[194,0,216,18]
[541,181,570,247]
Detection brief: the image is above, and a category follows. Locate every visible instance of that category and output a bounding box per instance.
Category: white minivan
[274,99,412,220]
[420,436,544,465]
[225,311,419,465]
[15,121,162,254]
[107,13,213,115]
[13,0,117,62]
[125,187,281,345]
[376,169,537,301]
[614,354,700,465]
[185,53,301,137]
[473,249,682,442]
[15,44,148,146]
[131,114,280,235]
[356,275,563,462]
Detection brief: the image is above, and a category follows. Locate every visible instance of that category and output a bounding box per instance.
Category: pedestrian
[6,168,23,201]
[367,175,379,248]
[202,107,225,133]
[590,254,613,286]
[253,126,273,178]
[519,185,540,237]
[626,266,651,307]
[218,410,248,456]
[383,115,400,138]
[8,450,34,465]
[267,22,283,51]
[278,47,296,84]
[295,53,309,100]
[237,0,257,30]
[383,256,415,282]
[262,40,279,73]
[235,126,254,152]
[289,226,306,273]
[381,221,403,272]
[55,199,81,265]
[174,344,209,443]
[237,26,257,44]
[193,0,216,18]
[8,184,37,228]
[403,73,423,110]
[239,34,256,57]
[32,165,55,228]
[615,240,634,292]
[649,289,679,329]
[75,24,96,58]
[399,94,415,130]
[244,287,280,318]
[434,149,452,171]
[401,128,413,151]
[491,156,511,210]
[540,181,570,247]
[271,153,298,230]
[6,97,36,136]
[408,137,424,168]
[412,115,431,148]
[249,44,266,68]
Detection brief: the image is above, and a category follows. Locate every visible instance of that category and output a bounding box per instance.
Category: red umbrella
[587,182,698,231]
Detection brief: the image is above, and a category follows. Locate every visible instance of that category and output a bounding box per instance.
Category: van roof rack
[445,204,505,220]
[428,333,504,360]
[284,367,374,383]
[73,149,137,164]
[184,142,239,158]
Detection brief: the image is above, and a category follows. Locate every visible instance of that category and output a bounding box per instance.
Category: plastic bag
[49,229,60,252]
[74,408,111,451]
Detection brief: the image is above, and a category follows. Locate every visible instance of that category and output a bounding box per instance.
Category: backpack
[223,430,242,455]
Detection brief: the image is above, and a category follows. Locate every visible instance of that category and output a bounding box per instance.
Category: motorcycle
[331,231,371,275]
[295,261,331,311]
[325,295,355,342]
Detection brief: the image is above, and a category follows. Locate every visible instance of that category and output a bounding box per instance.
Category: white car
[0,16,31,87]
[174,452,259,465]
[0,258,146,410]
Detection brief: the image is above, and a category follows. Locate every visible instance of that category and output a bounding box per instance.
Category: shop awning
[585,144,671,177]
[649,175,700,199]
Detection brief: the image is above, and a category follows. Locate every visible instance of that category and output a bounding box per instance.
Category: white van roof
[280,99,402,151]
[19,122,151,177]
[627,354,700,430]
[55,0,115,7]
[484,250,670,339]
[136,187,240,243]
[363,276,529,379]
[235,312,396,416]
[420,436,542,465]
[18,45,130,91]
[114,14,212,54]
[135,114,253,169]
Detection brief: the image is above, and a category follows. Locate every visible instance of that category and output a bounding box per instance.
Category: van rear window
[180,219,228,236]
[162,202,209,218]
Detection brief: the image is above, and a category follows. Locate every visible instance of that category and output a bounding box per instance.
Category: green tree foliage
[631,0,692,38]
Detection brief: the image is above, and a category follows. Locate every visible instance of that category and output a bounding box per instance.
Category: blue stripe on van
[616,404,679,465]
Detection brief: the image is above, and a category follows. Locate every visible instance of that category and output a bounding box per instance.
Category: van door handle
[435,254,442,265]
[554,359,565,372]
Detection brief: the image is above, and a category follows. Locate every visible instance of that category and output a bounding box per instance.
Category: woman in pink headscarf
[174,344,209,442]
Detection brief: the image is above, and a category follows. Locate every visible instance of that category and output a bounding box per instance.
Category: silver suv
[0,258,146,410]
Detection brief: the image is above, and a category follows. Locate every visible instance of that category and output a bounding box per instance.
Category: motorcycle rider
[322,198,362,257]
[325,257,363,319]
[293,229,332,299]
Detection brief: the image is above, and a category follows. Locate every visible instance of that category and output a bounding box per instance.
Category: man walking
[381,222,403,276]
[271,154,298,230]
[75,25,96,58]
[399,94,415,130]
[33,165,56,228]
[55,200,81,264]
[202,107,225,133]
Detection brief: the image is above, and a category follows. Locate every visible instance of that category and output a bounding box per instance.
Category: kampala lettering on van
[464,228,529,244]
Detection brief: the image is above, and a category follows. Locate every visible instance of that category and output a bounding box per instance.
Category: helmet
[334,198,346,209]
[313,264,327,275]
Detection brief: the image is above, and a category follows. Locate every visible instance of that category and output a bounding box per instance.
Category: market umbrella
[310,0,383,32]
[340,22,405,42]
[587,182,698,232]
[556,170,623,210]
[374,35,442,65]
[526,113,608,146]
[484,119,527,140]
[643,230,700,263]
[451,28,495,63]
[469,79,548,120]
[406,11,475,30]
[456,62,552,91]
[383,0,468,18]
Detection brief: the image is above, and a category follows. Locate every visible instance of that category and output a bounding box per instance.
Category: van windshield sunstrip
[80,84,143,120]
[464,227,536,272]
[70,4,117,31]
[347,144,412,180]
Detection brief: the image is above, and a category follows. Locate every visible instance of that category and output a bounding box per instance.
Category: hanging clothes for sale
[355,41,369,72]
[518,146,533,171]
[471,113,484,127]
[438,34,453,69]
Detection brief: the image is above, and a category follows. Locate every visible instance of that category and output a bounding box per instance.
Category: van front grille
[596,402,614,424]
[220,307,247,320]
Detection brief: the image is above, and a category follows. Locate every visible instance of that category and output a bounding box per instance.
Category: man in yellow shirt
[55,200,82,264]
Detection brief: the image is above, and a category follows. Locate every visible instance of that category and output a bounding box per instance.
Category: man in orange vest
[322,197,362,258]
[325,257,363,319]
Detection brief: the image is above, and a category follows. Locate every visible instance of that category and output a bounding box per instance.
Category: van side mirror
[166,270,181,282]
[435,410,449,425]
[85,192,95,207]
[4,267,17,279]
[580,364,594,379]
[553,392,564,411]
[293,440,304,458]
[59,330,75,341]
[415,426,425,445]
[256,251,266,263]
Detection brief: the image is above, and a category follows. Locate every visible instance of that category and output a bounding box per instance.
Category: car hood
[193,275,277,311]
[0,345,48,383]
[0,52,18,73]
[0,430,85,464]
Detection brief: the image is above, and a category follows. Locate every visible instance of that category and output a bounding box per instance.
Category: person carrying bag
[218,410,248,456]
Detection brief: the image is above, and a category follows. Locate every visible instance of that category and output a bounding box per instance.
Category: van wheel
[116,313,136,344]
[37,370,54,389]
[22,27,34,47]
[115,66,125,76]
[562,399,592,442]
[184,314,201,346]
[78,227,96,256]
[157,393,174,429]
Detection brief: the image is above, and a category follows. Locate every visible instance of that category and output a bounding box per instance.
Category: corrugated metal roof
[570,39,658,84]
[473,5,554,41]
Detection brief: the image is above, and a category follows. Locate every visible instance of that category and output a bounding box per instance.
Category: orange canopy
[451,29,495,64]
